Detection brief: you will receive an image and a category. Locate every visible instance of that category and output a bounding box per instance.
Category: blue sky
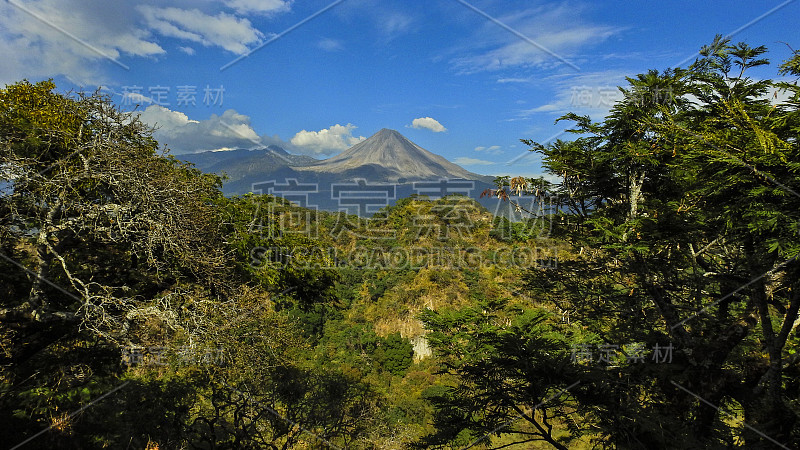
[2,0,798,177]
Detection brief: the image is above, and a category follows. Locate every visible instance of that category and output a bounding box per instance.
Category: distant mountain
[300,128,492,183]
[178,145,317,184]
[176,130,503,216]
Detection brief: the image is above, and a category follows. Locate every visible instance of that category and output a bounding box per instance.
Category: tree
[0,80,230,338]
[419,300,588,449]
[442,38,800,448]
[0,80,387,448]
[0,79,238,446]
[375,332,414,376]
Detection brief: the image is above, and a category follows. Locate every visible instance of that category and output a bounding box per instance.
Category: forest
[2,37,800,449]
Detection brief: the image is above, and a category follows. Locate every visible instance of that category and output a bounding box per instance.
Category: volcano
[299,128,490,182]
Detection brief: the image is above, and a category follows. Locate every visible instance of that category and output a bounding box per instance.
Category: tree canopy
[432,36,800,448]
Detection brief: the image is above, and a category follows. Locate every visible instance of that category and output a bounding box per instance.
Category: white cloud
[225,0,291,15]
[121,91,156,106]
[139,104,198,128]
[475,145,502,155]
[451,4,618,73]
[136,107,376,157]
[515,70,628,121]
[497,77,533,83]
[137,105,281,154]
[137,6,265,55]
[382,12,413,36]
[337,2,415,41]
[0,1,288,84]
[317,38,343,52]
[454,157,495,166]
[0,0,165,84]
[290,124,366,156]
[524,104,562,113]
[410,117,447,133]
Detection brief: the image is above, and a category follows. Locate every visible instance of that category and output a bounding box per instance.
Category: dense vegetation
[1,37,799,449]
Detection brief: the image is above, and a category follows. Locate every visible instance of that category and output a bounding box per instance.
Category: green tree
[375,332,414,376]
[420,300,586,449]
[439,38,800,448]
[0,80,384,448]
[0,80,236,446]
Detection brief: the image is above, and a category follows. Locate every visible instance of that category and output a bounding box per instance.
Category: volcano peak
[300,128,484,182]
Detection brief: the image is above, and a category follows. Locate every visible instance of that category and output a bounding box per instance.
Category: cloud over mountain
[410,117,447,132]
[136,105,368,156]
[290,124,366,156]
[137,105,285,154]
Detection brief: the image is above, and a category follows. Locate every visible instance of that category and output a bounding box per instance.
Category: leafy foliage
[426,37,800,448]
